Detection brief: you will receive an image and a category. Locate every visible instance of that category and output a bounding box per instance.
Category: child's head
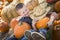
[15,3,30,16]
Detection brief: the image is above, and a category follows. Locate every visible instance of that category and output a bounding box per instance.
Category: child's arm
[16,15,24,21]
[48,12,58,27]
[32,18,38,31]
[48,16,55,27]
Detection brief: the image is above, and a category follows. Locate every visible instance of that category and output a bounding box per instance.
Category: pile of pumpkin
[0,0,60,40]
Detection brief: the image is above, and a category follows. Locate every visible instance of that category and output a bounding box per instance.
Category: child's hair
[15,3,24,10]
[19,17,32,27]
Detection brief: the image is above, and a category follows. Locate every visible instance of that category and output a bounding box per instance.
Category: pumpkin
[57,13,60,18]
[7,0,13,2]
[55,1,60,12]
[36,17,49,29]
[14,22,31,39]
[26,0,38,10]
[2,0,4,2]
[26,3,33,11]
[0,11,1,17]
[54,20,60,26]
[1,0,20,23]
[31,0,38,7]
[10,16,23,29]
[0,18,9,33]
[1,7,19,23]
[20,0,24,3]
[10,18,18,29]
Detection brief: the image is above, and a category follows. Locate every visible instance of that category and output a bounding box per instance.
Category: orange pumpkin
[36,17,50,29]
[10,18,19,29]
[0,18,9,33]
[0,11,1,17]
[14,22,31,39]
[7,0,13,2]
[54,20,60,26]
[2,0,4,2]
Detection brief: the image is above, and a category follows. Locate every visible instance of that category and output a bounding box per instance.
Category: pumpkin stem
[18,22,22,26]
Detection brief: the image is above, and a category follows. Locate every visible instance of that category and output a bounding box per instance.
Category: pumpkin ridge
[6,9,11,22]
[7,8,14,21]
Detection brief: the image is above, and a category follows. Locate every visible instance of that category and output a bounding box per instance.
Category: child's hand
[50,12,58,20]
[47,20,53,27]
[47,15,55,27]
[47,12,58,27]
[16,16,24,21]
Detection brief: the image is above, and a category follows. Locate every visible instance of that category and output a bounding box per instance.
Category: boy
[6,3,58,40]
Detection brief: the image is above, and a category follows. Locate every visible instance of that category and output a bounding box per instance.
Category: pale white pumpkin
[1,0,20,23]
